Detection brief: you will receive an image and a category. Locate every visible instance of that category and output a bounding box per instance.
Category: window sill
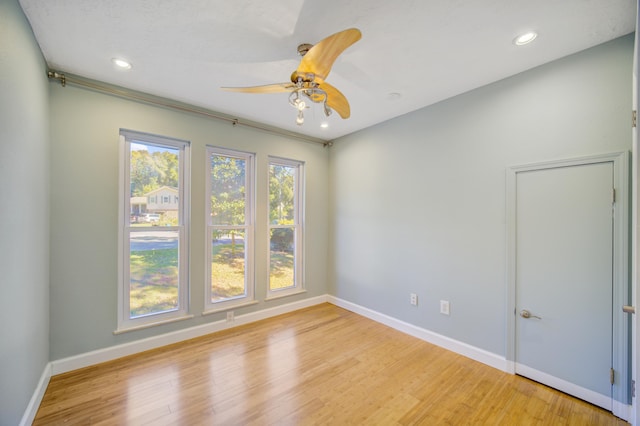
[202,300,259,316]
[114,314,194,335]
[265,289,307,302]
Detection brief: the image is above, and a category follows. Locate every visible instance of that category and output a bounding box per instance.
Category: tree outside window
[118,131,190,332]
[268,157,303,295]
[205,147,255,310]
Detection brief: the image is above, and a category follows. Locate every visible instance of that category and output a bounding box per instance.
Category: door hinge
[633,110,637,128]
[612,188,616,204]
[633,380,636,398]
[610,368,615,385]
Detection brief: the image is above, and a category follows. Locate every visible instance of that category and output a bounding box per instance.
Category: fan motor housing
[291,71,317,84]
[297,43,313,56]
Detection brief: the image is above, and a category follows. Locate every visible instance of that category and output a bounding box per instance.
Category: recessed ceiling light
[514,31,538,46]
[112,58,132,70]
[320,122,329,128]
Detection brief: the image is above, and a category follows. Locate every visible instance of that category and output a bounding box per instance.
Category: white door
[514,161,614,409]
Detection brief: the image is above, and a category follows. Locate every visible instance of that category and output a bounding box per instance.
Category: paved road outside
[130,231,242,251]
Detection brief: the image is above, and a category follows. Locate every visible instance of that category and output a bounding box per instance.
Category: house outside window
[118,129,190,332]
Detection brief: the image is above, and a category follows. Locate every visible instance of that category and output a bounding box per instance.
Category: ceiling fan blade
[221,82,295,94]
[297,28,361,82]
[319,82,350,119]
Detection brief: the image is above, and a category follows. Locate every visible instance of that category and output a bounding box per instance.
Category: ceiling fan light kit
[288,85,330,126]
[222,28,362,126]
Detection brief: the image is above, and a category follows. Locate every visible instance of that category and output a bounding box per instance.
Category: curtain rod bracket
[47,70,66,87]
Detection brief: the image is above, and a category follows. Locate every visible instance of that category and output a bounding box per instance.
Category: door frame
[506,151,630,419]
[631,3,639,425]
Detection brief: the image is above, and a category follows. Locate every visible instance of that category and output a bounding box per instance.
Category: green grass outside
[129,243,295,316]
[130,248,179,317]
[211,243,246,301]
[269,249,294,291]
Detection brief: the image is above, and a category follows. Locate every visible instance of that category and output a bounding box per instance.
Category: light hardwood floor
[34,303,628,425]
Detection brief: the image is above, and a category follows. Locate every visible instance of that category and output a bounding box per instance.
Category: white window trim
[117,129,191,333]
[267,156,305,298]
[204,146,256,313]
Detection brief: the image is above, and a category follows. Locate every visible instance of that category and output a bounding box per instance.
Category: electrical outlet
[440,300,450,315]
[226,311,234,322]
[410,293,418,306]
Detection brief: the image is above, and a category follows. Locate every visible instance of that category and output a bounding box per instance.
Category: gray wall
[329,35,634,356]
[0,0,51,424]
[0,0,634,419]
[48,84,330,360]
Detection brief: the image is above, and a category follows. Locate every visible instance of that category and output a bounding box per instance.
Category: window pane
[269,164,295,225]
[129,142,179,225]
[210,155,246,226]
[211,229,246,302]
[129,230,179,318]
[269,227,294,290]
[120,130,189,331]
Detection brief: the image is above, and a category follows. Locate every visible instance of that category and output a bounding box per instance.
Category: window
[118,130,190,331]
[205,147,255,311]
[268,157,304,297]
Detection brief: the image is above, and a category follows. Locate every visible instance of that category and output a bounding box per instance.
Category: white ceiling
[20,0,637,141]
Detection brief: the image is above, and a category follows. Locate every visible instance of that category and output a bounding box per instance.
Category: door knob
[623,305,635,314]
[520,309,541,319]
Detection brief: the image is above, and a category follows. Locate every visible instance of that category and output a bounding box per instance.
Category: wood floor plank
[34,303,627,425]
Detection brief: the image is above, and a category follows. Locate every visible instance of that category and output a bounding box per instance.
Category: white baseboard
[515,363,632,422]
[19,362,52,426]
[327,295,510,372]
[328,296,633,422]
[43,295,508,378]
[516,363,611,409]
[31,295,633,424]
[25,295,503,424]
[51,295,328,375]
[612,399,632,423]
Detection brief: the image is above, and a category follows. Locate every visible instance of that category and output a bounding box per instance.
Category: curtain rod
[46,70,331,147]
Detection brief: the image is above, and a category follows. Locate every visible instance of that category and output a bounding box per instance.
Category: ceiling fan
[222,28,362,126]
